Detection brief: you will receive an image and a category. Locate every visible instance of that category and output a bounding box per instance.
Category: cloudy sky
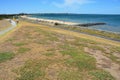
[0,0,120,14]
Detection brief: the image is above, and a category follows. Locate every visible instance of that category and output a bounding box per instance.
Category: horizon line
[0,13,120,15]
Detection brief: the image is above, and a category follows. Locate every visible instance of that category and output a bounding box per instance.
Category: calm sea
[29,14,120,33]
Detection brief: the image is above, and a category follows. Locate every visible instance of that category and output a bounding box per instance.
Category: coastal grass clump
[0,52,15,63]
[18,47,31,53]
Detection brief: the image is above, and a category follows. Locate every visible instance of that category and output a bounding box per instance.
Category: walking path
[0,19,17,36]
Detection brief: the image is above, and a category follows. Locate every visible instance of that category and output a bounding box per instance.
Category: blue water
[29,14,120,33]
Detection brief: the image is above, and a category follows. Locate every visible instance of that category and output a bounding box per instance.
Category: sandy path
[0,20,16,36]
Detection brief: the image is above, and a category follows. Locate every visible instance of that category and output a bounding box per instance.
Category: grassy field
[53,25,120,41]
[0,21,120,80]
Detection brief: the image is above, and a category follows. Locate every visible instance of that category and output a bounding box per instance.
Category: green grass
[6,21,117,80]
[0,52,14,63]
[60,44,96,71]
[44,52,55,56]
[54,25,120,41]
[58,70,85,80]
[36,28,59,42]
[18,47,30,53]
[15,60,50,80]
[13,42,27,46]
[59,44,115,79]
[89,70,115,80]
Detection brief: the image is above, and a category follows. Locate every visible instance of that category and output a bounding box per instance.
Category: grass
[58,70,85,80]
[0,52,14,63]
[13,42,27,46]
[36,29,59,42]
[55,25,120,41]
[18,47,31,53]
[106,53,120,64]
[6,38,16,42]
[0,21,118,80]
[44,52,55,56]
[111,47,120,53]
[15,59,50,80]
[88,45,106,53]
[59,44,115,79]
[89,70,115,80]
[60,45,96,71]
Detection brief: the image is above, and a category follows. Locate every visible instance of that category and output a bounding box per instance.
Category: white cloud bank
[53,0,94,8]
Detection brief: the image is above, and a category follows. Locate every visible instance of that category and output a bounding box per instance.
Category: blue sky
[0,0,120,14]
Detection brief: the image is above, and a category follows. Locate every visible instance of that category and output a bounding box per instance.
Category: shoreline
[21,15,120,34]
[20,16,120,42]
[21,16,78,26]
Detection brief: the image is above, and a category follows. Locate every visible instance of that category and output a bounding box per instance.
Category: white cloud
[53,0,94,8]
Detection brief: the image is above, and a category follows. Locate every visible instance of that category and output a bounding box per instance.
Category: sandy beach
[21,16,79,26]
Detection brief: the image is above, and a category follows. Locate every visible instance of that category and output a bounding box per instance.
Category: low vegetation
[54,25,120,41]
[18,47,31,53]
[0,21,119,80]
[0,52,15,63]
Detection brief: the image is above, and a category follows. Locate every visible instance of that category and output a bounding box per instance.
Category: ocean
[29,14,120,33]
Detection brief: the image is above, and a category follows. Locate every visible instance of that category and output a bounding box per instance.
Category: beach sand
[21,16,78,25]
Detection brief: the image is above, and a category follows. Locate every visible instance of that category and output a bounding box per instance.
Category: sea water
[29,14,120,33]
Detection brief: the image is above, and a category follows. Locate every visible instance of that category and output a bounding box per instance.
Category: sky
[0,0,120,14]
